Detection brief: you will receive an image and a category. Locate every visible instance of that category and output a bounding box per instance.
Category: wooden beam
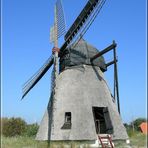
[106,59,118,67]
[90,43,117,62]
[113,40,120,114]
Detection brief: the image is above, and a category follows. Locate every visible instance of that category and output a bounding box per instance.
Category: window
[65,112,71,123]
[61,112,72,129]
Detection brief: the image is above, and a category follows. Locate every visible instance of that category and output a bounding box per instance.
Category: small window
[61,112,72,129]
[65,112,71,123]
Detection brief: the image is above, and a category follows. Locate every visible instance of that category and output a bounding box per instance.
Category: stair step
[98,134,114,148]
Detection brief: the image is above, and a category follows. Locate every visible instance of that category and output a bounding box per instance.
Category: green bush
[24,123,39,137]
[1,117,39,137]
[2,117,27,137]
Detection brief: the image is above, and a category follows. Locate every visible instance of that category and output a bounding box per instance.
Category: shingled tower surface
[36,39,128,142]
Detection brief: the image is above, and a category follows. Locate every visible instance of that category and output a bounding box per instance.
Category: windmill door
[92,107,113,134]
[103,107,113,134]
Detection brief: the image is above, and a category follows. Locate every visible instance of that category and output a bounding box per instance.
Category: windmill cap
[59,38,107,72]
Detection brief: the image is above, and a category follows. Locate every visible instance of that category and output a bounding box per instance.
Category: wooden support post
[113,40,120,114]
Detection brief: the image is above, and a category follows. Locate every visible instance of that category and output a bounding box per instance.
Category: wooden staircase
[98,134,114,148]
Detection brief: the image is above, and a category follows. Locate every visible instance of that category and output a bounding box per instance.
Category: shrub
[2,117,27,137]
[24,123,39,137]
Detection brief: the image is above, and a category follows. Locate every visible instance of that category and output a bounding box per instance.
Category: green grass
[1,137,89,148]
[1,133,147,148]
[1,136,48,148]
[129,133,147,147]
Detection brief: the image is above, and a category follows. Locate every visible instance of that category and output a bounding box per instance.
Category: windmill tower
[22,0,129,146]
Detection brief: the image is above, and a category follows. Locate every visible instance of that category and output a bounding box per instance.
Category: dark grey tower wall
[36,65,128,141]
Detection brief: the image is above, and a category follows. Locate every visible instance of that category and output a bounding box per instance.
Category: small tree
[2,117,27,137]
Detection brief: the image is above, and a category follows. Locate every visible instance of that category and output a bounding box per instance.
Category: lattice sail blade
[60,0,106,51]
[50,25,55,43]
[22,55,54,99]
[56,0,66,38]
[59,0,107,55]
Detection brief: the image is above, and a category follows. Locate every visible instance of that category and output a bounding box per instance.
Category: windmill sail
[22,55,54,99]
[59,0,107,55]
[50,26,55,43]
[50,0,66,43]
[22,0,66,99]
[56,0,66,38]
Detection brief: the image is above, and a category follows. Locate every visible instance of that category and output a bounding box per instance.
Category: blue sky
[2,0,147,124]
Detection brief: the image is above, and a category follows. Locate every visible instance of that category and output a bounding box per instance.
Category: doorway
[92,107,113,134]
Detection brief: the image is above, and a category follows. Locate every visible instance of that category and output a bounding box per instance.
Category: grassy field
[114,133,147,148]
[129,133,147,148]
[1,133,147,148]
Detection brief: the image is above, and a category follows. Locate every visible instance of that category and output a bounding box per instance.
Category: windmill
[22,0,129,146]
